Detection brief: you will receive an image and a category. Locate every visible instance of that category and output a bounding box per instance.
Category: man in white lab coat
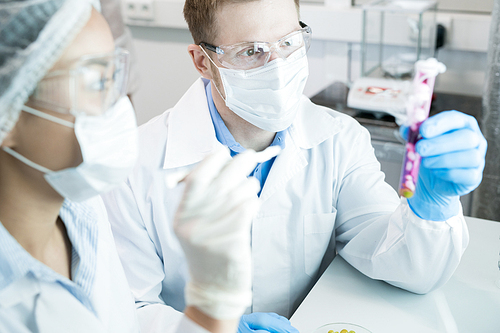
[102,0,487,331]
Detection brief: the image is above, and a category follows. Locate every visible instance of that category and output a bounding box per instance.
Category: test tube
[399,58,446,198]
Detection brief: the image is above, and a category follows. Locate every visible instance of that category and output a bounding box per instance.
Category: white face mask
[207,47,309,132]
[3,96,138,202]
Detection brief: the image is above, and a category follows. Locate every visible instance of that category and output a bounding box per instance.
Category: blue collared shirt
[205,83,287,193]
[0,200,98,314]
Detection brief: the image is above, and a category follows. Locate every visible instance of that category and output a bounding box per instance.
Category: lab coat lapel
[250,131,309,317]
[259,135,307,202]
[260,95,343,202]
[163,78,220,169]
[251,96,343,316]
[292,95,344,149]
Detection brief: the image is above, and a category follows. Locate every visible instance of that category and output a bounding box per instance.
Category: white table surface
[290,217,500,333]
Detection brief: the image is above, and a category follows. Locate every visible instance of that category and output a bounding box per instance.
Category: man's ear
[188,44,215,80]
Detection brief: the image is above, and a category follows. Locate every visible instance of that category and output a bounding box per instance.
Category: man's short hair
[183,0,300,45]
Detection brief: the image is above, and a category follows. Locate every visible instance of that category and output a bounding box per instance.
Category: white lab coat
[102,78,469,328]
[0,197,209,333]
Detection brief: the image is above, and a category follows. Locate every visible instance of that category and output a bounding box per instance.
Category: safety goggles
[200,22,312,70]
[30,48,130,116]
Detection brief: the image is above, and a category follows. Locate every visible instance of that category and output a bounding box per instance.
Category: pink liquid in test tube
[399,58,446,198]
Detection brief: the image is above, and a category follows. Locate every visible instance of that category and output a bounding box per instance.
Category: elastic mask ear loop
[200,46,227,103]
[22,105,75,128]
[2,147,53,174]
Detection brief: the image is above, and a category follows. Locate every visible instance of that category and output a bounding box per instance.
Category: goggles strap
[22,105,75,128]
[200,46,227,103]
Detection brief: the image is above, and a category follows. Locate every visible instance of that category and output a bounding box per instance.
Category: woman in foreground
[0,1,266,332]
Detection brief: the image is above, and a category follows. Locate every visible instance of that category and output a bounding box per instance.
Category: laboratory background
[121,0,499,222]
[0,1,498,332]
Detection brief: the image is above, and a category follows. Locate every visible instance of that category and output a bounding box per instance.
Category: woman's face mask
[3,96,138,202]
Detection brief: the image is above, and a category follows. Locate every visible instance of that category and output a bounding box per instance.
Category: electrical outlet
[124,0,154,21]
[436,15,453,35]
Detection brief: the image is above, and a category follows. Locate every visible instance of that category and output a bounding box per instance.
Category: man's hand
[403,110,487,220]
[238,313,299,333]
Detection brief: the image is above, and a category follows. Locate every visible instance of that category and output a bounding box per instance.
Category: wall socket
[123,0,154,21]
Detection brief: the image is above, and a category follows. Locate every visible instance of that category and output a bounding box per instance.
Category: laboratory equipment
[347,0,438,120]
[398,58,445,198]
[360,0,437,78]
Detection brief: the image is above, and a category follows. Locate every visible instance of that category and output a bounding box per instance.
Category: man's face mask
[200,23,312,132]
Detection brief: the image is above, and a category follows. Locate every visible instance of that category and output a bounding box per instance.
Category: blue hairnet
[0,0,100,144]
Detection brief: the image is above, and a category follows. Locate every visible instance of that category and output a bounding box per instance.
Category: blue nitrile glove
[400,110,487,221]
[238,313,300,333]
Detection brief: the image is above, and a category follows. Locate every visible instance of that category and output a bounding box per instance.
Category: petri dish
[312,322,372,333]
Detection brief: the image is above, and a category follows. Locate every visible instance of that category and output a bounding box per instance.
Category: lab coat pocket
[304,211,337,278]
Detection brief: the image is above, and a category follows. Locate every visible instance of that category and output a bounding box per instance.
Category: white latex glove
[173,146,280,320]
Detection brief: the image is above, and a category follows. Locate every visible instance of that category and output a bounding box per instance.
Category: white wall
[129,26,199,125]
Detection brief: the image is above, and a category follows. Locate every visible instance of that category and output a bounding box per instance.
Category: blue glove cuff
[408,194,461,221]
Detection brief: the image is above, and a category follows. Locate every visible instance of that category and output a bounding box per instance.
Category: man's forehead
[213,0,299,45]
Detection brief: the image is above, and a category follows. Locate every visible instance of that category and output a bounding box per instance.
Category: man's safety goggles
[30,48,130,116]
[200,22,312,70]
